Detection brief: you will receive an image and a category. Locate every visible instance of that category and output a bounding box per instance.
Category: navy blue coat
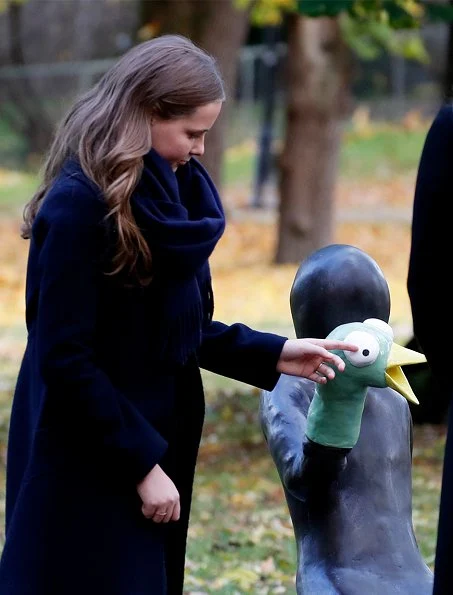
[407,103,453,595]
[0,160,286,594]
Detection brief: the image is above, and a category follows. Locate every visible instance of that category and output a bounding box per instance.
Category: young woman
[0,34,357,595]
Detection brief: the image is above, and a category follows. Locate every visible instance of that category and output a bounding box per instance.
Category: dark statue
[260,244,433,594]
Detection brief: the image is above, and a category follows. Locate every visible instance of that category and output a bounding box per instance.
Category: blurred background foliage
[0,0,452,592]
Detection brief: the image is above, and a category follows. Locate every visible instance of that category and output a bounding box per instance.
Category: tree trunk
[139,0,250,188]
[275,14,350,264]
[4,1,55,157]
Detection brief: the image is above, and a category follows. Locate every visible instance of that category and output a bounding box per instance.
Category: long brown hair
[22,34,225,283]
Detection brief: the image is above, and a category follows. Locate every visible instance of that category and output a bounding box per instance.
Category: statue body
[261,376,432,594]
[260,244,433,594]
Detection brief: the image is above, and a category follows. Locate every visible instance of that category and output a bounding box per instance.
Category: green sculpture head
[327,318,425,404]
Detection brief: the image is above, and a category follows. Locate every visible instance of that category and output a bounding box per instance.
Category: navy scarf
[131,149,226,365]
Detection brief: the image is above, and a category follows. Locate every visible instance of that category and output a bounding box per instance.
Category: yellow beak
[385,342,426,405]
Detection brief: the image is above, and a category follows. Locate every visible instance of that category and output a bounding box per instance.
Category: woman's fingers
[311,373,328,384]
[149,501,180,523]
[149,505,173,523]
[171,500,181,522]
[322,352,346,372]
[152,510,168,523]
[317,342,359,372]
[321,340,359,352]
[145,499,180,523]
[276,338,360,379]
[316,362,335,380]
[157,504,173,524]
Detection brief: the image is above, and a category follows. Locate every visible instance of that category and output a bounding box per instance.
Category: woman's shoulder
[38,159,108,227]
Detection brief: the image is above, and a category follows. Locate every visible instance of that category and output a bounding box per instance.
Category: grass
[0,170,38,218]
[0,119,28,171]
[222,116,429,189]
[340,126,428,179]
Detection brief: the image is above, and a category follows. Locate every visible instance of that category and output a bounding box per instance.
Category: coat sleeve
[34,179,167,483]
[198,320,287,390]
[407,103,453,389]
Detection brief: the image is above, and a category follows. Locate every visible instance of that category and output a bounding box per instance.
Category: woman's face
[151,101,222,171]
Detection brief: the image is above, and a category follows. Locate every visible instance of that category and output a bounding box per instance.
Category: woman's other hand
[277,338,358,383]
[137,464,180,523]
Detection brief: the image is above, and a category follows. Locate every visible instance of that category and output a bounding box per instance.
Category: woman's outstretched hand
[277,338,358,383]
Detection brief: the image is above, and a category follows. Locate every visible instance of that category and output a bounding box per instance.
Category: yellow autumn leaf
[220,566,261,590]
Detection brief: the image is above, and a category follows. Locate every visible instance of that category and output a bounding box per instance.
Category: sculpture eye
[343,330,380,367]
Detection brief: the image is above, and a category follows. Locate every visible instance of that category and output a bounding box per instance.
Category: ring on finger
[155,511,167,516]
